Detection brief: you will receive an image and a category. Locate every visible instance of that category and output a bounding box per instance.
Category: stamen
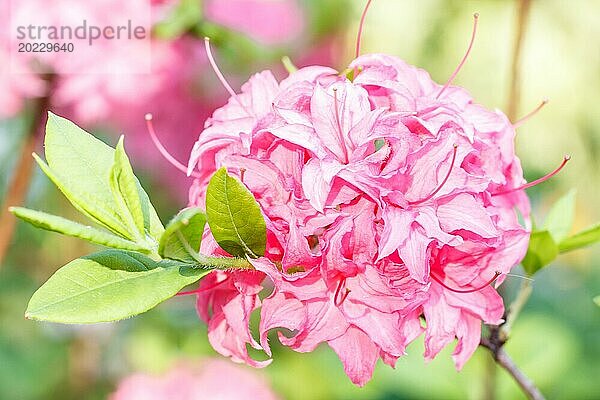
[204,37,250,113]
[503,272,534,282]
[409,144,458,205]
[281,55,298,74]
[333,88,350,163]
[431,271,500,293]
[492,155,571,196]
[436,13,479,100]
[355,0,373,59]
[145,114,201,178]
[239,167,246,183]
[513,99,549,128]
[334,278,351,306]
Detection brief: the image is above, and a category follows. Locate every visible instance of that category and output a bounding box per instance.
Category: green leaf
[43,112,132,237]
[136,180,165,242]
[9,207,150,253]
[558,223,600,253]
[543,189,576,242]
[206,168,266,258]
[522,230,559,275]
[110,136,145,236]
[594,296,600,307]
[33,153,131,239]
[38,113,164,242]
[159,208,206,263]
[25,250,210,324]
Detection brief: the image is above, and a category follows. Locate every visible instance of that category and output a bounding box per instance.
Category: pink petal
[437,193,498,238]
[289,301,348,352]
[328,326,379,387]
[301,158,344,212]
[259,292,306,356]
[415,208,462,246]
[341,299,406,356]
[378,206,414,260]
[310,82,371,161]
[397,227,432,283]
[452,313,482,370]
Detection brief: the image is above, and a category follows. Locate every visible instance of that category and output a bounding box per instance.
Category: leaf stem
[192,254,254,270]
[176,231,253,270]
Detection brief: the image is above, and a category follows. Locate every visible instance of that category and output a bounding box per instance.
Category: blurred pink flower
[204,0,304,45]
[186,49,531,385]
[110,359,279,400]
[1,0,343,199]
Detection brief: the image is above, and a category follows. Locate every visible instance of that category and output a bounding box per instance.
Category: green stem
[193,254,254,270]
[500,280,533,341]
[176,231,253,270]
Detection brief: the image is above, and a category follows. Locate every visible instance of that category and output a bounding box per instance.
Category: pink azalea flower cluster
[110,359,279,400]
[186,53,532,385]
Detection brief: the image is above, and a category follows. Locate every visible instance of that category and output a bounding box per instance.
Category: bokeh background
[1,0,599,399]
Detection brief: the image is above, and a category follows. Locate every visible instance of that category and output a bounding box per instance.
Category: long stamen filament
[204,37,237,98]
[204,37,250,113]
[436,13,479,100]
[145,114,201,178]
[355,0,373,59]
[431,271,500,294]
[492,155,571,196]
[513,99,549,128]
[409,144,458,205]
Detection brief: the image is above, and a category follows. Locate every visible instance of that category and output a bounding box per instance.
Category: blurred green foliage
[1,0,599,399]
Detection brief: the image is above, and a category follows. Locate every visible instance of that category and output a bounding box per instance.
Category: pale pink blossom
[110,359,279,400]
[1,0,342,198]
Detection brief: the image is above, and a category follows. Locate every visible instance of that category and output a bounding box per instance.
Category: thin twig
[0,74,55,265]
[506,0,533,122]
[481,335,545,400]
